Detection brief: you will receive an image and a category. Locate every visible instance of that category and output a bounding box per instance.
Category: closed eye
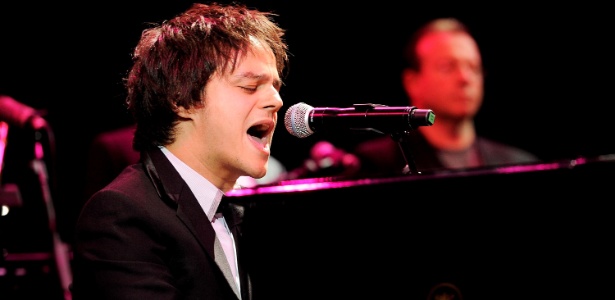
[241,86,257,92]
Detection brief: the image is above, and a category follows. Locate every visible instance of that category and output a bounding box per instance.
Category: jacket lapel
[142,149,241,298]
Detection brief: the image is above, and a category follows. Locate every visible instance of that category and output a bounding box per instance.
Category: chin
[246,165,268,180]
[242,153,269,177]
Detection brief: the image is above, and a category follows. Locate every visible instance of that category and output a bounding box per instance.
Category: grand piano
[227,155,615,300]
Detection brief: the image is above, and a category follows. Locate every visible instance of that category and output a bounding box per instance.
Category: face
[403,31,483,121]
[173,39,283,190]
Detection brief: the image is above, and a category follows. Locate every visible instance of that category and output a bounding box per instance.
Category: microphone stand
[0,122,19,204]
[389,131,420,175]
[29,122,73,300]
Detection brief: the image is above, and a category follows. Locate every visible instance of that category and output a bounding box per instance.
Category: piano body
[227,155,615,299]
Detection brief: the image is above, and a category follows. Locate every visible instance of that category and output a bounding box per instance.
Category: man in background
[353,18,539,176]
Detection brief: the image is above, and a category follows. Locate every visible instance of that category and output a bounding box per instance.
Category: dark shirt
[353,130,540,177]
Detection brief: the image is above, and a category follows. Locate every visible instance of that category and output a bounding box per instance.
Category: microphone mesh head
[284,102,314,138]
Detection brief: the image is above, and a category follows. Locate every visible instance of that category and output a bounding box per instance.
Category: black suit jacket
[72,148,251,300]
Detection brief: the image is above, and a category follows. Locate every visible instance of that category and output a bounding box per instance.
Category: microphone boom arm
[391,131,420,175]
[347,104,432,175]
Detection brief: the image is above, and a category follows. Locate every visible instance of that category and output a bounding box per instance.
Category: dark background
[1,1,613,246]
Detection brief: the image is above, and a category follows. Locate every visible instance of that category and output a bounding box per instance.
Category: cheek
[212,107,246,135]
[196,108,225,139]
[475,80,484,91]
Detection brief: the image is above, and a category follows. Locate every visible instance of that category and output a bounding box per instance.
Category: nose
[263,87,283,113]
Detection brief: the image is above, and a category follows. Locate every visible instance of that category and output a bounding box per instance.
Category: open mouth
[247,122,273,149]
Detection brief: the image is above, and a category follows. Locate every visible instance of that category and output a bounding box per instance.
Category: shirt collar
[159,146,223,220]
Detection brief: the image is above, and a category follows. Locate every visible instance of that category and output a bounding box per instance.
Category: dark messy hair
[125,2,289,151]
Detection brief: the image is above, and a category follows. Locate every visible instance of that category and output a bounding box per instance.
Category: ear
[176,105,194,119]
[401,68,418,96]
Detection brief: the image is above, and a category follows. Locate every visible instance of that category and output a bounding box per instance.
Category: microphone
[284,102,436,138]
[0,95,47,130]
